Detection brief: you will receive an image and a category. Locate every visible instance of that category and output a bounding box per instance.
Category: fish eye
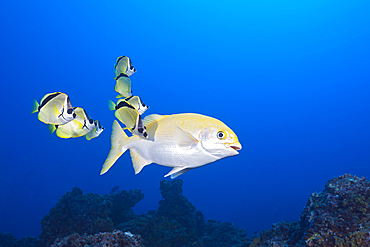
[89,119,93,124]
[67,109,73,114]
[217,131,226,140]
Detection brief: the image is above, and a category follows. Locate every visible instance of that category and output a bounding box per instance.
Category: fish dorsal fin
[142,114,167,127]
[130,149,152,174]
[164,167,191,179]
[173,126,199,148]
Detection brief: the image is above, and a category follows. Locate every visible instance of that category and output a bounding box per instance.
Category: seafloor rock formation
[39,186,144,247]
[50,230,143,247]
[117,179,249,246]
[10,174,370,247]
[253,174,370,247]
[0,231,38,247]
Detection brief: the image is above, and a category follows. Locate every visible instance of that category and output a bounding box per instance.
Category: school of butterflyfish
[33,56,242,178]
[31,92,104,140]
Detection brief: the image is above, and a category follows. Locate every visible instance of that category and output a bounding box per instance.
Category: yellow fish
[108,98,148,139]
[114,73,132,98]
[49,107,96,139]
[31,92,76,125]
[101,113,242,178]
[114,56,136,77]
[85,120,104,140]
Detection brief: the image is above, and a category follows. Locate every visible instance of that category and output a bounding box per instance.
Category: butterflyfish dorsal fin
[142,114,167,127]
[173,126,199,148]
[164,166,191,179]
[130,149,152,174]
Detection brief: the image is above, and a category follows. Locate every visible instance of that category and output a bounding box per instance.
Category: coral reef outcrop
[118,179,249,246]
[50,230,143,247]
[0,231,38,247]
[254,174,370,247]
[40,186,144,247]
[8,174,370,247]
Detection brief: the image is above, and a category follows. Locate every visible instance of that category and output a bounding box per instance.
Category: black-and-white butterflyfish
[114,56,136,77]
[48,107,96,139]
[108,99,147,139]
[114,73,132,98]
[31,92,76,125]
[85,120,105,140]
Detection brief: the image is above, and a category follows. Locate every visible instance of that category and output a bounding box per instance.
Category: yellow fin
[142,114,167,127]
[164,167,191,179]
[108,100,116,111]
[31,99,39,114]
[130,149,152,174]
[47,124,56,134]
[101,120,128,175]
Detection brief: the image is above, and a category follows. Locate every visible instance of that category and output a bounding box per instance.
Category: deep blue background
[1,0,370,239]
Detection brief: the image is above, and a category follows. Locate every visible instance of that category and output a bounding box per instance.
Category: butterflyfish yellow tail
[31,99,39,114]
[108,100,116,111]
[47,124,57,134]
[100,120,128,175]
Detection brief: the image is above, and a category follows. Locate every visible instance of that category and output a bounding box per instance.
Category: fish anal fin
[164,167,191,179]
[173,126,198,148]
[130,149,151,174]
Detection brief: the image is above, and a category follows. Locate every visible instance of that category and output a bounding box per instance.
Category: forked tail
[100,120,128,175]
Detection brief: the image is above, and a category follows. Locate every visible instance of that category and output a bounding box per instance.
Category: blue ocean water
[1,0,370,240]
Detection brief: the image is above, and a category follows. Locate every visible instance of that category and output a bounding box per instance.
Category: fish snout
[226,142,242,155]
[230,142,242,151]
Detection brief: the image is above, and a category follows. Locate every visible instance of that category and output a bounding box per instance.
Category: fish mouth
[228,142,242,154]
[231,144,241,151]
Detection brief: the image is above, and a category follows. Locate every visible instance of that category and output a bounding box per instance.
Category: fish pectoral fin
[164,167,191,179]
[130,149,151,174]
[173,126,199,148]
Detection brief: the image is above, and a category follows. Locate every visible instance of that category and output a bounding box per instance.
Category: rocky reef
[50,230,143,247]
[252,174,370,247]
[39,187,144,247]
[3,173,370,247]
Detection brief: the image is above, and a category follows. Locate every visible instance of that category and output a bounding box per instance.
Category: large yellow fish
[101,113,242,178]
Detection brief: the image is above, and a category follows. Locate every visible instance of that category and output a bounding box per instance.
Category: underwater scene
[1,0,370,246]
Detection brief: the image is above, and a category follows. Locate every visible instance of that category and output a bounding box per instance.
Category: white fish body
[101,113,241,178]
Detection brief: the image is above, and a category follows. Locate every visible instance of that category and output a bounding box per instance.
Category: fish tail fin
[47,124,57,134]
[108,100,116,111]
[31,99,39,114]
[100,120,128,175]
